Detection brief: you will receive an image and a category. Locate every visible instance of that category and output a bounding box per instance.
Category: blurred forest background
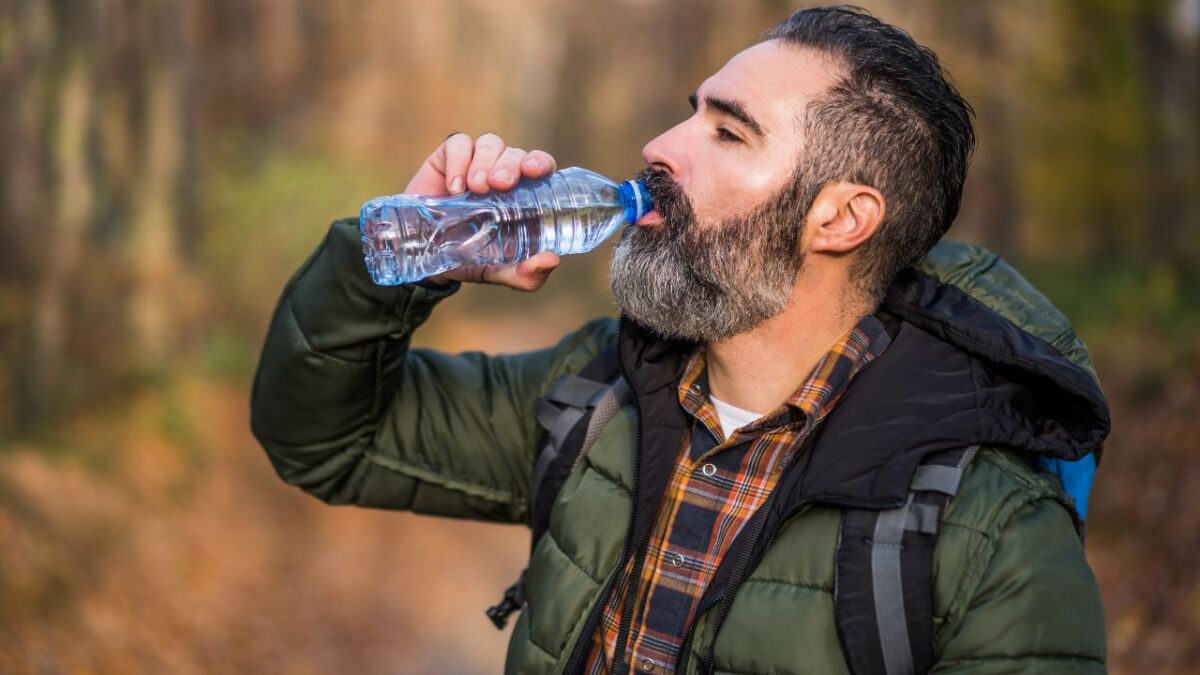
[1,0,1198,673]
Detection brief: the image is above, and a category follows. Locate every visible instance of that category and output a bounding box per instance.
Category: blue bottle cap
[618,180,654,224]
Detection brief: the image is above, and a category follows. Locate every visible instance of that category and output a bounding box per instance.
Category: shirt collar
[677,314,892,433]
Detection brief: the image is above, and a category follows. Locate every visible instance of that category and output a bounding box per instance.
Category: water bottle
[358,167,654,285]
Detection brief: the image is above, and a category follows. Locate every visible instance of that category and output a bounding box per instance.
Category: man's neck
[703,271,867,415]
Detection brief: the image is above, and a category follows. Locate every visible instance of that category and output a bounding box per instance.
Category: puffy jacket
[251,218,1110,674]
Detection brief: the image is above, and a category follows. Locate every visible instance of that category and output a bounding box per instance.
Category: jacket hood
[793,240,1111,506]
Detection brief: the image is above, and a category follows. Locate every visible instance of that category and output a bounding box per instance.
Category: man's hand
[405,132,562,291]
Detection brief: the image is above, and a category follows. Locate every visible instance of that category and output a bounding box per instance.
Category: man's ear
[803,182,885,255]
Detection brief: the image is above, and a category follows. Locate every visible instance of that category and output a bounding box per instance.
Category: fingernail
[473,170,487,185]
[493,169,511,182]
[450,176,464,193]
[524,157,540,168]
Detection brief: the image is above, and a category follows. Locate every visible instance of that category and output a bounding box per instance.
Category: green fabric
[251,218,1107,674]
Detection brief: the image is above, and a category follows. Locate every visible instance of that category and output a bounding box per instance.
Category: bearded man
[251,6,1109,674]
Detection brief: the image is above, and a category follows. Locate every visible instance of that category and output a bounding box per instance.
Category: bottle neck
[618,180,653,224]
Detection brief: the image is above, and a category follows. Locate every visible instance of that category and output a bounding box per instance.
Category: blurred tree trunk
[0,0,49,431]
[1,0,197,433]
[955,1,1018,260]
[125,15,188,370]
[28,56,94,426]
[1136,0,1200,269]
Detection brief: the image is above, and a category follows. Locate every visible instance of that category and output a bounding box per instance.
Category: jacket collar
[616,264,1111,509]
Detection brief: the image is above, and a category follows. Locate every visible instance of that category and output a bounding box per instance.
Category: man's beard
[609,166,810,342]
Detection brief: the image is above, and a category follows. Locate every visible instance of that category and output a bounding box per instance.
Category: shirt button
[640,657,656,672]
[701,463,717,477]
[671,553,686,568]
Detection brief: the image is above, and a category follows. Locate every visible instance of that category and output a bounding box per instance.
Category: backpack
[486,343,1085,675]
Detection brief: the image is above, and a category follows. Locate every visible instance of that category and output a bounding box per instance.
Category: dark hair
[761,5,976,307]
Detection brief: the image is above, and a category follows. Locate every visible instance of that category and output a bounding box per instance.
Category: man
[251,6,1109,674]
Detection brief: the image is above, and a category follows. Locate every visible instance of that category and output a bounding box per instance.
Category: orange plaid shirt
[584,315,890,674]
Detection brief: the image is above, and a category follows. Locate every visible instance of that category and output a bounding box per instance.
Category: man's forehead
[699,40,841,133]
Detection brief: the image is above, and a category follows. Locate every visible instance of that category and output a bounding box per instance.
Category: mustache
[634,167,693,239]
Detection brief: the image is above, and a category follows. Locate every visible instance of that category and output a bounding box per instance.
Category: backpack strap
[529,373,612,513]
[835,445,979,675]
[486,343,626,629]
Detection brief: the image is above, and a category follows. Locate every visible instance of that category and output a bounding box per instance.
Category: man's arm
[932,497,1107,674]
[250,133,614,523]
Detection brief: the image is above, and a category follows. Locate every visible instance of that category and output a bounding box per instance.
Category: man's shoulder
[942,446,1079,538]
[573,316,620,345]
[554,316,619,361]
[932,447,1105,663]
[933,446,1092,624]
[529,316,620,393]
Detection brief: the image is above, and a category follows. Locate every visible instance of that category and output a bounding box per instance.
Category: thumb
[502,252,561,291]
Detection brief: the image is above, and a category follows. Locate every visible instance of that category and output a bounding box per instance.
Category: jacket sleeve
[931,497,1107,674]
[249,218,616,523]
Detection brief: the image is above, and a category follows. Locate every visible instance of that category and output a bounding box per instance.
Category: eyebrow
[688,91,766,139]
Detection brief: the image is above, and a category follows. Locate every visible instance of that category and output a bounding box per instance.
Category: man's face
[609,41,840,342]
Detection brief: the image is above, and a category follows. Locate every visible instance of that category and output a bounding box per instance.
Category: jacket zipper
[562,322,643,674]
[673,495,789,674]
[610,530,651,674]
[675,496,801,675]
[694,494,776,673]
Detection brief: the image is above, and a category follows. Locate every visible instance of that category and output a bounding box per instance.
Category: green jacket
[251,218,1110,674]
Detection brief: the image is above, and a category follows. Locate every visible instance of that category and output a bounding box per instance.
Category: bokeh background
[2,0,1198,673]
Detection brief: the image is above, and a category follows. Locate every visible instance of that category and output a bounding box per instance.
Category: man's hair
[761,5,976,307]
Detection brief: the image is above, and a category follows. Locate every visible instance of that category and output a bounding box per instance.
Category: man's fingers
[431,132,556,196]
[430,252,560,291]
[442,132,474,194]
[467,133,506,193]
[489,147,527,190]
[521,150,558,179]
[414,132,562,290]
[504,252,561,291]
[475,253,559,291]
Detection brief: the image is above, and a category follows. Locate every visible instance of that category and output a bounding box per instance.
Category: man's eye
[716,128,742,144]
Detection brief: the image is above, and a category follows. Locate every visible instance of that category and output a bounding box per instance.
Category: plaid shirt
[584,315,891,674]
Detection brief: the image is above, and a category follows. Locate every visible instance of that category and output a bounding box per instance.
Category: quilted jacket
[251,218,1110,674]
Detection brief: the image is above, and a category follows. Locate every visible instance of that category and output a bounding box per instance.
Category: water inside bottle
[360,167,642,285]
[362,198,626,284]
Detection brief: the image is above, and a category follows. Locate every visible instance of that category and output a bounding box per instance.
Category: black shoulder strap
[835,445,979,675]
[486,343,626,629]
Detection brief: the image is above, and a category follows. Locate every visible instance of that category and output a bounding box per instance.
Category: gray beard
[608,180,806,343]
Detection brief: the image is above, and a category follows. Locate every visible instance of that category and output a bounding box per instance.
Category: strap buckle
[485,577,527,630]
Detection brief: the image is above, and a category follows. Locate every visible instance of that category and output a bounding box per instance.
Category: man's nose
[641,123,688,181]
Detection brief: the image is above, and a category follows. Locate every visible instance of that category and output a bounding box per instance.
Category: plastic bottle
[358,167,654,285]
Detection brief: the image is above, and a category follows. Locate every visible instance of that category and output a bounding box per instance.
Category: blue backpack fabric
[1036,453,1097,521]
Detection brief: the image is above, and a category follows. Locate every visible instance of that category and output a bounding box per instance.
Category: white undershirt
[709,393,767,441]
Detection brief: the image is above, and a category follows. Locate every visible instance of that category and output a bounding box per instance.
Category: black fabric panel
[618,317,693,550]
[768,268,1111,514]
[789,318,979,508]
[884,269,1109,461]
